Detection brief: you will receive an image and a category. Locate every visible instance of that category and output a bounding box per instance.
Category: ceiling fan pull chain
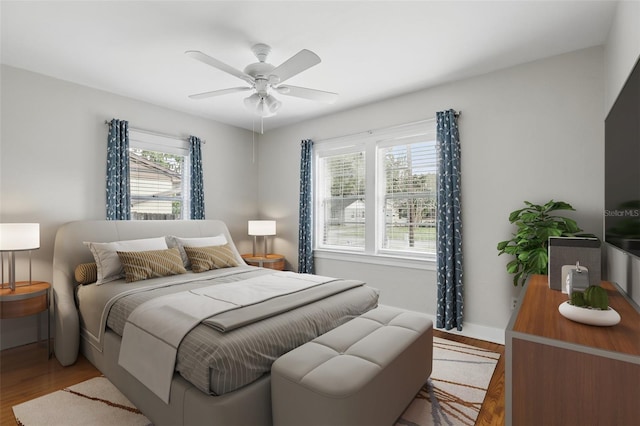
[252,117,256,164]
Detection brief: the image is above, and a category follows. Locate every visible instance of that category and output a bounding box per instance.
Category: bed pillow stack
[84,237,168,284]
[79,233,240,284]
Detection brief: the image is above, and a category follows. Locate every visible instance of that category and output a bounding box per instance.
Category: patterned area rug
[396,336,501,426]
[12,376,151,426]
[13,337,499,426]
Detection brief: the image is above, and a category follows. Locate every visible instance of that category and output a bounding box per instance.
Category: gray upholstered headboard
[52,220,243,366]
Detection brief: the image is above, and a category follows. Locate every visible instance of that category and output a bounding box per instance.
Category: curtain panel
[106,118,131,220]
[298,139,314,274]
[436,109,463,331]
[189,135,205,220]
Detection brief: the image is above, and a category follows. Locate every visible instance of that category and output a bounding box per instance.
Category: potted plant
[558,283,621,326]
[497,200,595,286]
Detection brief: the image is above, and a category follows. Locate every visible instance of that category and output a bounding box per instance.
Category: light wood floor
[1,332,505,425]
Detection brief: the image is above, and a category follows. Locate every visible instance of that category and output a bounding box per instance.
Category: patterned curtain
[189,135,205,220]
[106,119,131,220]
[298,139,314,274]
[436,109,463,331]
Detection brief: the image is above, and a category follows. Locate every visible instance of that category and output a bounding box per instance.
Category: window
[129,130,190,220]
[315,119,437,260]
[318,150,366,249]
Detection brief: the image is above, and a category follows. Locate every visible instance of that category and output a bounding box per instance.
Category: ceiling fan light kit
[186,43,338,118]
[243,93,281,118]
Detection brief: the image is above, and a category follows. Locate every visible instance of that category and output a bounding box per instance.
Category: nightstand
[241,254,286,271]
[0,281,51,357]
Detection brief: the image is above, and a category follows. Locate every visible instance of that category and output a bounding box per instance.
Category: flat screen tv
[604,56,640,257]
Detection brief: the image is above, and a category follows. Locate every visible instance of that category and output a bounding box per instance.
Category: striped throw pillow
[74,262,98,285]
[183,244,239,273]
[117,247,187,283]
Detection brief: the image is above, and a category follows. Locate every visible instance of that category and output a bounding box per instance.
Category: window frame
[313,119,437,268]
[376,134,438,259]
[129,129,191,220]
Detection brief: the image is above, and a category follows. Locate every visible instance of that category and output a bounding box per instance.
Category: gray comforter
[76,267,379,395]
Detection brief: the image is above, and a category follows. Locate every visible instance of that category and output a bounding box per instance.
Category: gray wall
[257,46,605,342]
[0,66,259,349]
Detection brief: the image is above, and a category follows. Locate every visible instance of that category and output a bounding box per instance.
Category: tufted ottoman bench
[271,305,433,426]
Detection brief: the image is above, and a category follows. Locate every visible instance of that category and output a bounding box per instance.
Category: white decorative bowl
[558,301,621,326]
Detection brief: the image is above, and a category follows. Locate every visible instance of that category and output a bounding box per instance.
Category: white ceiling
[1,1,618,132]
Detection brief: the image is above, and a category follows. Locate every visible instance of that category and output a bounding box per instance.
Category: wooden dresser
[505,274,640,426]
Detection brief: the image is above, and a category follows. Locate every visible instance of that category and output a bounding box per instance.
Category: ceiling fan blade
[275,85,338,104]
[185,50,254,85]
[189,87,252,100]
[270,49,321,84]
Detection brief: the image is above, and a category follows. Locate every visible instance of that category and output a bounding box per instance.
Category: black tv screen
[604,56,640,257]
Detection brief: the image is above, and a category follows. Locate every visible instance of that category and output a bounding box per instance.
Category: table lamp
[248,220,276,257]
[0,223,40,291]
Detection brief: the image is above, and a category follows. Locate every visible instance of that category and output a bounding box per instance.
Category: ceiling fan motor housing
[244,62,276,81]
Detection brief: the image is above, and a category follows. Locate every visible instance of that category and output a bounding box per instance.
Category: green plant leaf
[503,246,519,255]
[560,217,581,233]
[546,200,575,212]
[508,208,526,223]
[528,248,548,274]
[506,259,520,274]
[513,271,524,286]
[498,200,589,286]
[519,212,541,223]
[541,227,564,240]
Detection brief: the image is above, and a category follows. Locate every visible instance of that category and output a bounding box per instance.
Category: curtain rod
[315,111,461,144]
[104,120,206,144]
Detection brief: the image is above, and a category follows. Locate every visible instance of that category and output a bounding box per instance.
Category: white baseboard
[435,320,505,345]
[379,304,505,345]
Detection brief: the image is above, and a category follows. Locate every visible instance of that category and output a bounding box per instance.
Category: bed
[52,220,379,425]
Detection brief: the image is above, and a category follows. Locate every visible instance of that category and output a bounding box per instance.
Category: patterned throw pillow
[74,262,98,285]
[116,247,187,283]
[183,244,239,273]
[165,234,227,268]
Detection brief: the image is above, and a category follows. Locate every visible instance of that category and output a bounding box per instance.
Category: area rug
[396,336,501,426]
[12,376,151,426]
[13,337,499,426]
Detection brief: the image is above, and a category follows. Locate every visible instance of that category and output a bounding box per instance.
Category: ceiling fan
[186,43,338,117]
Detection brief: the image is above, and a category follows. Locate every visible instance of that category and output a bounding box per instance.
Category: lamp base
[252,235,270,258]
[1,251,34,291]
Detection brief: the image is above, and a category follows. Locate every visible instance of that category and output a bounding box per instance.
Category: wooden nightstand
[241,254,286,271]
[0,281,51,357]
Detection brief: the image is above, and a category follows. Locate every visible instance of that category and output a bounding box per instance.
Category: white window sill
[314,249,436,271]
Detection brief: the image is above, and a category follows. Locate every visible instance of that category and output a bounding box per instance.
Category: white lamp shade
[0,223,40,251]
[248,220,276,236]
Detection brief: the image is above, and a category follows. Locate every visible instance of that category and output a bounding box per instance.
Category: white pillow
[166,234,228,267]
[84,237,168,284]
